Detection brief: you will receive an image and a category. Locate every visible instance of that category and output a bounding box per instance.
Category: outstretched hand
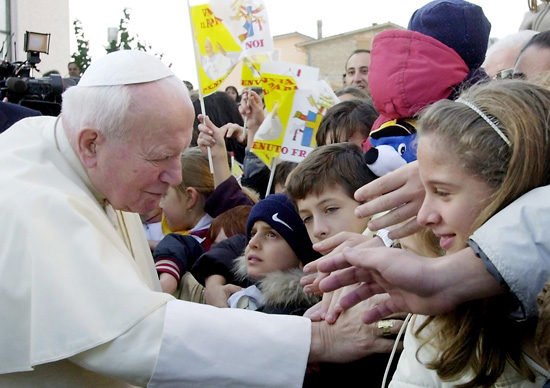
[197,114,241,186]
[316,246,475,324]
[309,293,404,364]
[302,232,384,323]
[197,114,231,158]
[354,161,425,239]
[239,89,265,140]
[302,232,382,293]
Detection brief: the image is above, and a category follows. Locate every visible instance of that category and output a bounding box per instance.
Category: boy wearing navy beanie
[228,193,320,313]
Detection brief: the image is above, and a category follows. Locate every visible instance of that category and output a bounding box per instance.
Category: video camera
[0,31,76,116]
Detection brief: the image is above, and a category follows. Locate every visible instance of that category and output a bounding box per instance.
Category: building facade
[3,0,70,78]
[297,22,404,90]
[218,22,404,94]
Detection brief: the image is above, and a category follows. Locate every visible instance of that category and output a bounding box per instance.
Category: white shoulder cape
[0,117,172,373]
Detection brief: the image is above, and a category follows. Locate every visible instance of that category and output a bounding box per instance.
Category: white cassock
[0,116,311,387]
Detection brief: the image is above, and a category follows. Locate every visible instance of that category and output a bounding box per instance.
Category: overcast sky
[69,0,529,86]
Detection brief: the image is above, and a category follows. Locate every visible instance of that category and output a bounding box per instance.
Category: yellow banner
[250,73,296,166]
[241,54,270,89]
[190,4,242,95]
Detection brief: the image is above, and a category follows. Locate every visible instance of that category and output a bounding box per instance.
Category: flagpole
[186,0,214,174]
[265,156,277,197]
[242,87,250,139]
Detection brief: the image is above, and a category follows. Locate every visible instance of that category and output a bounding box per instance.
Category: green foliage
[105,8,163,59]
[71,19,92,74]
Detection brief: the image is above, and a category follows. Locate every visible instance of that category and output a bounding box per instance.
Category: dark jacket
[240,150,271,199]
[191,234,247,286]
[192,234,400,387]
[0,102,41,133]
[231,253,320,315]
[153,234,205,278]
[204,175,254,218]
[156,175,253,280]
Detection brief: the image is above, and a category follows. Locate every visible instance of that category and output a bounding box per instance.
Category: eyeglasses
[492,69,527,81]
[493,69,513,80]
[512,72,526,80]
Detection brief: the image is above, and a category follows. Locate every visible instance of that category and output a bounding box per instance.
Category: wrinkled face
[416,135,494,254]
[159,186,192,232]
[513,45,550,80]
[88,87,193,215]
[245,221,301,280]
[68,63,80,77]
[297,185,370,254]
[345,52,370,90]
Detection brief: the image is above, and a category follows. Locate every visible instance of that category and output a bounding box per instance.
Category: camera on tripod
[0,31,70,116]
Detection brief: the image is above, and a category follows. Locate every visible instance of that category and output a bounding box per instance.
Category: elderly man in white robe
[0,50,399,388]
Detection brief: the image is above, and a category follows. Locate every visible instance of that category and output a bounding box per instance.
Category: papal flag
[251,61,341,166]
[279,80,339,163]
[241,53,271,89]
[190,0,273,96]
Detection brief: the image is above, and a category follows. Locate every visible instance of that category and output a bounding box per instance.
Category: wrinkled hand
[354,161,425,239]
[309,294,404,363]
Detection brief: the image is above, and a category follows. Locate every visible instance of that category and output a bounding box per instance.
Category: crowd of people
[1,0,550,387]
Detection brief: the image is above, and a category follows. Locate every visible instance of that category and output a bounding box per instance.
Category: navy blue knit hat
[408,0,491,70]
[246,193,320,265]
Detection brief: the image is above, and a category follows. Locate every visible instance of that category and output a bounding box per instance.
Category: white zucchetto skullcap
[78,49,175,87]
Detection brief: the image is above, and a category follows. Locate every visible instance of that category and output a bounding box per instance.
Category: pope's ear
[77,128,101,168]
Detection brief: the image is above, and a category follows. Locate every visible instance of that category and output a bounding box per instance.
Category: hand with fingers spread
[239,89,265,144]
[315,245,504,324]
[197,114,232,158]
[222,122,246,142]
[197,114,243,186]
[302,232,379,292]
[304,285,359,324]
[302,232,385,323]
[354,161,425,239]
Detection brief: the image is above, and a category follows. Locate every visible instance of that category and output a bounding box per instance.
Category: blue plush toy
[363,119,417,177]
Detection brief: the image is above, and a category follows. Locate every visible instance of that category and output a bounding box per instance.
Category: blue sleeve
[204,176,255,218]
[153,234,205,274]
[470,185,550,320]
[240,149,271,199]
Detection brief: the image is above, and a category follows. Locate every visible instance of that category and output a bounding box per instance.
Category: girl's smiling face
[416,134,495,254]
